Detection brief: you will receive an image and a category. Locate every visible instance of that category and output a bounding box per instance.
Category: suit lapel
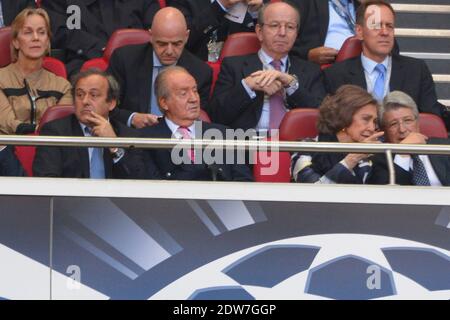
[349,57,368,89]
[317,0,330,43]
[389,55,405,91]
[70,116,90,178]
[138,45,154,114]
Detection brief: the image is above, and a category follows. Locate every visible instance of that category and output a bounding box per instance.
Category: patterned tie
[373,64,386,102]
[269,60,286,129]
[177,126,195,162]
[84,127,105,179]
[330,0,355,33]
[411,155,431,186]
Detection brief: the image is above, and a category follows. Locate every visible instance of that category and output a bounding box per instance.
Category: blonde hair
[10,8,52,62]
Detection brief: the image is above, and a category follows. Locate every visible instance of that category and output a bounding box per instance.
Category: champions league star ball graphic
[150,234,450,300]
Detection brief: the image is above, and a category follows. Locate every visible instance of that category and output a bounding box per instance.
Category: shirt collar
[361,53,390,74]
[165,117,196,136]
[153,52,163,67]
[259,49,288,70]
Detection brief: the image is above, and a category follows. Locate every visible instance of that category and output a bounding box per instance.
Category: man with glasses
[210,1,325,132]
[369,91,450,186]
[323,0,449,129]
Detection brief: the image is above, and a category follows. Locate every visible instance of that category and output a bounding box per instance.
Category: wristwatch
[285,74,299,90]
[110,147,125,160]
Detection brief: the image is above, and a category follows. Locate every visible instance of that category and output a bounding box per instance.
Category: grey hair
[257,1,301,30]
[71,68,120,103]
[380,91,419,127]
[154,66,191,112]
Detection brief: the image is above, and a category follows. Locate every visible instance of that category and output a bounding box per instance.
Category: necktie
[330,0,355,33]
[373,64,386,101]
[177,126,195,162]
[412,155,431,186]
[84,127,105,179]
[150,65,163,116]
[0,2,4,28]
[269,60,286,130]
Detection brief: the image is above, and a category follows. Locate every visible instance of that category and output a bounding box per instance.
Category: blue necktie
[84,127,105,179]
[412,155,431,186]
[150,65,163,116]
[373,64,386,101]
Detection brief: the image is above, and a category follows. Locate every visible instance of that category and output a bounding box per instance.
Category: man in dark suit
[139,66,253,181]
[41,0,160,75]
[323,0,448,124]
[1,0,36,27]
[33,69,146,179]
[369,91,450,186]
[210,1,325,131]
[0,146,25,176]
[108,7,212,129]
[290,0,360,64]
[168,0,265,61]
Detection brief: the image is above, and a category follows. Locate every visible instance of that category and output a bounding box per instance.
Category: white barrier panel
[0,178,449,300]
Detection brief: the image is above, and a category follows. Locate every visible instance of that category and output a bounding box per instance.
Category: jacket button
[166,172,171,178]
[76,49,83,55]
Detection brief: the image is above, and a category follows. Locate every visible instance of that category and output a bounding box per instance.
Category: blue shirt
[361,54,392,99]
[324,0,356,50]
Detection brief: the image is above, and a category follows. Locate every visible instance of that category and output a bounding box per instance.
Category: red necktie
[269,60,286,129]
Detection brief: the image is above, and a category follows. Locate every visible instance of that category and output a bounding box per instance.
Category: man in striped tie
[369,91,450,186]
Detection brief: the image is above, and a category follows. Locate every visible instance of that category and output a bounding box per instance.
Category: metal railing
[2,135,450,185]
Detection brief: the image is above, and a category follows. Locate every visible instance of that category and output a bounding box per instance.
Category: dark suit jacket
[210,53,326,130]
[323,54,446,117]
[33,114,147,178]
[0,146,25,177]
[369,138,450,186]
[41,0,160,75]
[2,0,36,26]
[108,43,213,124]
[138,119,253,181]
[168,0,266,60]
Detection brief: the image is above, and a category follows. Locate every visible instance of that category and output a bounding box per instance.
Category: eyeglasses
[261,22,298,33]
[386,116,417,130]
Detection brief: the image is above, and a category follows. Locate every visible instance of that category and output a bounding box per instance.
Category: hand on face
[399,132,428,145]
[343,131,384,169]
[84,111,116,138]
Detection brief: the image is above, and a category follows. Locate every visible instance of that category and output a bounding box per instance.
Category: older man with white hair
[369,91,450,186]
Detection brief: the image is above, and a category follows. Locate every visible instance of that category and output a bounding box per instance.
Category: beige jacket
[0,63,73,134]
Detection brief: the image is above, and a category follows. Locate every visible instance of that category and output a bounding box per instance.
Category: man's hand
[343,131,384,169]
[400,132,428,145]
[244,72,284,96]
[250,70,294,88]
[85,111,117,138]
[131,113,160,129]
[307,46,339,64]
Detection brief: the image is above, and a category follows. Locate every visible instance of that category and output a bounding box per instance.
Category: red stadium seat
[81,29,151,71]
[219,32,261,62]
[0,26,67,78]
[321,36,362,70]
[158,0,166,7]
[14,134,36,177]
[419,113,448,138]
[253,109,319,182]
[38,104,75,134]
[279,109,319,141]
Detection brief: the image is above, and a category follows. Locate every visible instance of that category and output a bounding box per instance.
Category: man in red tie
[210,0,325,132]
[139,66,253,181]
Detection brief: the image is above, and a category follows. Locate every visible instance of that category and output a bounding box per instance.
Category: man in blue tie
[323,0,449,129]
[369,91,450,186]
[33,69,146,179]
